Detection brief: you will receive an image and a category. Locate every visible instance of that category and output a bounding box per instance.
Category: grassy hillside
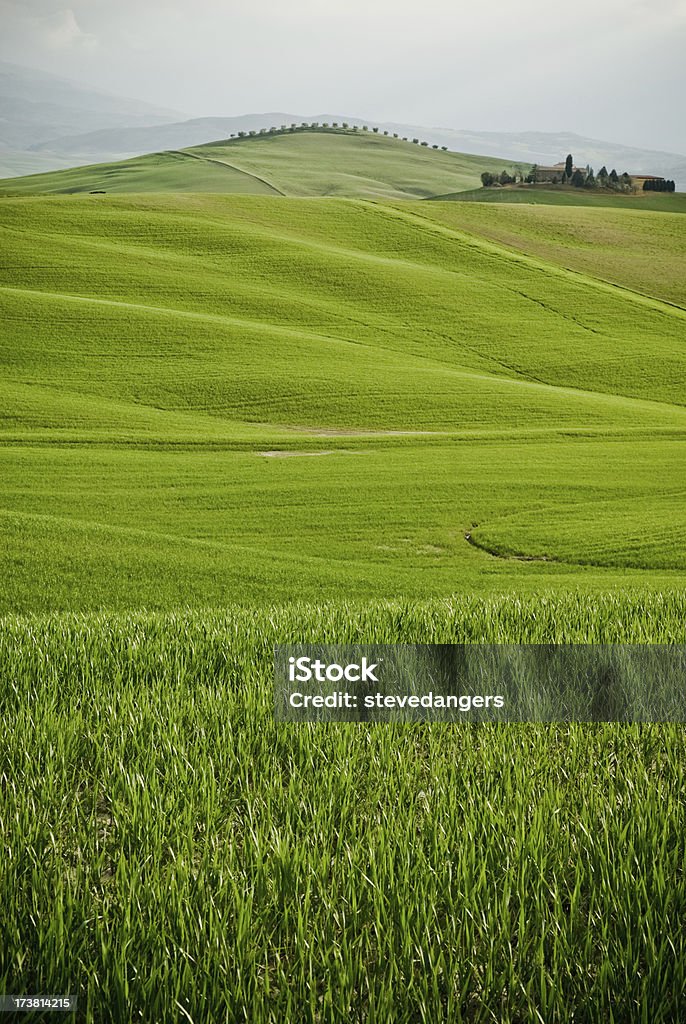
[0,148,280,196]
[0,129,524,199]
[408,200,686,307]
[433,184,686,212]
[1,192,685,610]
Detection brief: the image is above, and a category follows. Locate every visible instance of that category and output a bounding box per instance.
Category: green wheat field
[1,131,685,1022]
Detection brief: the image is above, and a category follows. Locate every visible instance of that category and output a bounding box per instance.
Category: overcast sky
[1,0,685,153]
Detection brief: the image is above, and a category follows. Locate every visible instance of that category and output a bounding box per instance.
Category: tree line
[228,123,448,150]
[643,177,676,192]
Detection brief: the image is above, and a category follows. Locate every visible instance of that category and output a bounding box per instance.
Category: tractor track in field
[174,149,287,196]
[464,529,555,563]
[356,199,686,325]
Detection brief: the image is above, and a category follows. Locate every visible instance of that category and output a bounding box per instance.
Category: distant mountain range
[0,61,185,176]
[2,62,684,188]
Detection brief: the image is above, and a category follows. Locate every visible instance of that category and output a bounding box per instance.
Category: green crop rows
[1,596,686,1023]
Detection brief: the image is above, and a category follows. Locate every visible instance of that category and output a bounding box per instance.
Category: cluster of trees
[527,154,674,193]
[643,177,676,192]
[594,165,633,191]
[226,123,448,150]
[480,153,678,194]
[480,170,523,187]
[521,155,619,189]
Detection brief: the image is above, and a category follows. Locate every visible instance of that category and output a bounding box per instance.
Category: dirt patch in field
[258,449,369,458]
[302,429,445,437]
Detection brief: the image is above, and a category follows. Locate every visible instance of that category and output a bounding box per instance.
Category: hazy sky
[2,0,685,153]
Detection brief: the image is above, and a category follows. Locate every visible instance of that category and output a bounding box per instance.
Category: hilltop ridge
[0,127,526,200]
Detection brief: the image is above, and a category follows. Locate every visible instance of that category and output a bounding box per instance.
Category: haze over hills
[2,62,685,187]
[26,113,356,159]
[0,61,186,177]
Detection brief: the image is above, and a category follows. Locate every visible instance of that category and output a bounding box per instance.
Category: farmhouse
[532,163,671,193]
[534,162,585,183]
[631,174,665,188]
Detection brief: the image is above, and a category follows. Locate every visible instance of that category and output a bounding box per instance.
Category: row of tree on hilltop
[227,123,449,150]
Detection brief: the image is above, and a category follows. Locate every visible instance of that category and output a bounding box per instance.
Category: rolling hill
[12,106,686,189]
[412,199,686,306]
[1,185,685,610]
[4,129,685,210]
[0,130,527,199]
